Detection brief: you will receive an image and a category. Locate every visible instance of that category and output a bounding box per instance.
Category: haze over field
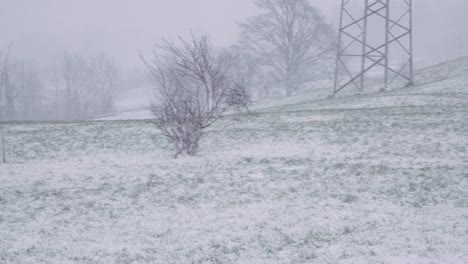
[1,0,468,70]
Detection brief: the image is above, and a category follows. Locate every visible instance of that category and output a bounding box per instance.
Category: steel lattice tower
[333,0,414,96]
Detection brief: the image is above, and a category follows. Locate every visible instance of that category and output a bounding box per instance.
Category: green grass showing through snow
[0,60,468,263]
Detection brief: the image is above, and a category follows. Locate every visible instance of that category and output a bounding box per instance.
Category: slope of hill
[104,56,468,121]
[1,58,467,263]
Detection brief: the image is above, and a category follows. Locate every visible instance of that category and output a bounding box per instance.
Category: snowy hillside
[104,56,468,121]
[1,58,467,263]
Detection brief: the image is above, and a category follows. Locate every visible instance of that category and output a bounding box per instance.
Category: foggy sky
[1,0,467,71]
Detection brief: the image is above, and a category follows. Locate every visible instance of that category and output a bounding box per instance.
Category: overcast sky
[1,0,467,71]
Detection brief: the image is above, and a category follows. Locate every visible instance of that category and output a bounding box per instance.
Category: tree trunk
[1,124,6,164]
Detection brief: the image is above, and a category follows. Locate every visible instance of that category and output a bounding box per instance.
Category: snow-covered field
[1,58,468,263]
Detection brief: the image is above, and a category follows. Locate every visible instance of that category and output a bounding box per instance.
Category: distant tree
[0,47,13,163]
[8,59,45,120]
[62,53,88,119]
[143,34,249,157]
[239,0,336,96]
[223,46,259,100]
[86,54,121,118]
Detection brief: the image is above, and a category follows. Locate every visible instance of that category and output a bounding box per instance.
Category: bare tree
[143,34,248,157]
[222,46,259,101]
[89,54,120,116]
[8,59,45,121]
[62,52,88,119]
[0,47,13,163]
[48,62,65,120]
[239,0,336,96]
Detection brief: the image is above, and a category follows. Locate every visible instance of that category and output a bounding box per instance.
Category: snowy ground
[1,59,468,263]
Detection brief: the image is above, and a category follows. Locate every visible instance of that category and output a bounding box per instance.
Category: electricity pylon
[333,0,414,96]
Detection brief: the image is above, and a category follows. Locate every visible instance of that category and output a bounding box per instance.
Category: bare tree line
[0,49,121,122]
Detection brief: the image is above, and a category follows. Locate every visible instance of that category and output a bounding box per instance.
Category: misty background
[2,0,467,69]
[1,0,467,120]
